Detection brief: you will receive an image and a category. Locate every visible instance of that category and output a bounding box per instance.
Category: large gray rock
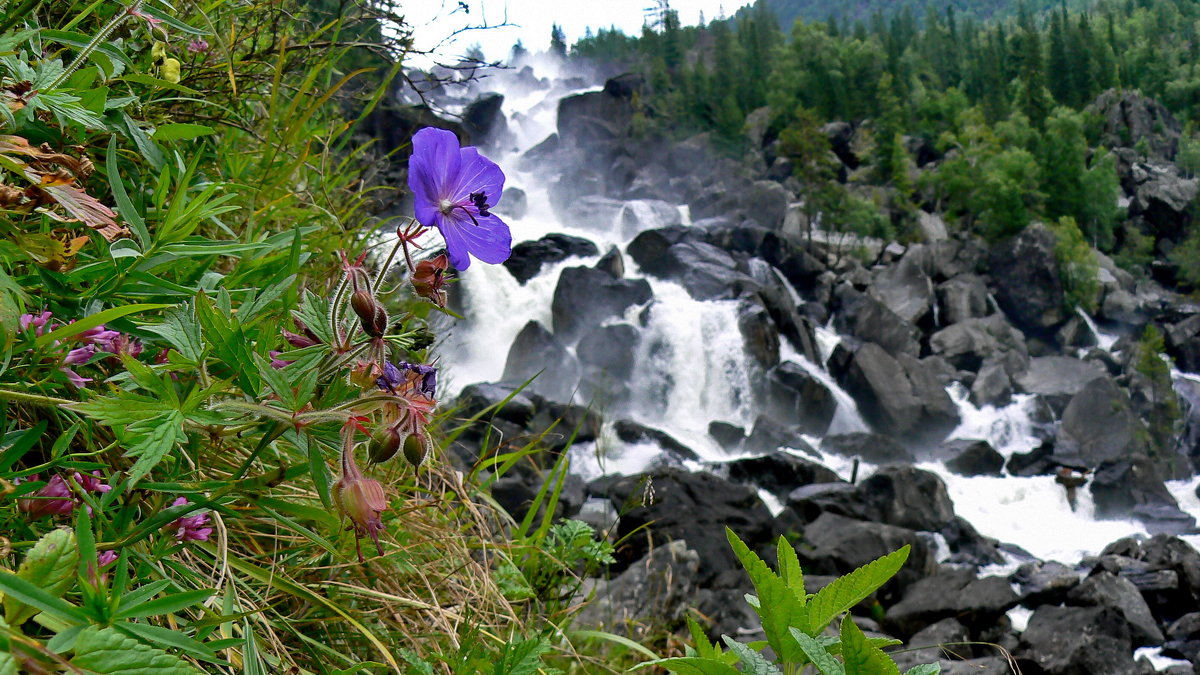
[574,540,699,635]
[1016,356,1107,414]
[1018,605,1138,675]
[884,568,1019,638]
[969,360,1014,408]
[796,513,937,601]
[557,87,635,148]
[763,361,838,436]
[930,314,1029,374]
[1090,457,1196,534]
[833,284,921,358]
[551,266,652,341]
[1090,89,1182,161]
[1067,571,1165,647]
[1056,376,1148,465]
[724,452,840,500]
[936,274,990,325]
[462,92,508,147]
[737,301,780,369]
[870,248,934,324]
[838,343,959,445]
[821,432,916,464]
[1132,168,1199,241]
[502,321,580,402]
[856,465,956,531]
[988,224,1067,331]
[504,233,599,284]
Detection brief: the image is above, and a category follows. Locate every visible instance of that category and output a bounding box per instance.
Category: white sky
[405,0,743,66]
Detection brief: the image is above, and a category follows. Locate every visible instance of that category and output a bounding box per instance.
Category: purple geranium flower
[407,127,511,270]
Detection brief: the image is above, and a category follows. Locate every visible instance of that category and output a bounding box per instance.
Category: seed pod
[368,425,403,464]
[161,58,181,84]
[403,431,432,468]
[350,290,387,337]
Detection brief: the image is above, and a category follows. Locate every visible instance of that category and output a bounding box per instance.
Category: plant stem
[45,1,141,91]
[0,388,74,407]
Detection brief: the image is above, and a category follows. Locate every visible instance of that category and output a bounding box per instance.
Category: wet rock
[833,284,921,358]
[559,195,627,233]
[821,432,916,464]
[838,343,958,445]
[1132,167,1198,241]
[1057,315,1100,349]
[1098,535,1200,622]
[577,323,640,379]
[970,360,1014,408]
[1006,440,1059,477]
[612,420,698,462]
[462,92,508,146]
[797,512,937,601]
[871,248,935,324]
[1090,457,1196,534]
[455,382,538,426]
[1090,89,1182,162]
[930,314,1029,374]
[499,186,527,219]
[1067,571,1165,647]
[590,468,775,584]
[619,199,684,238]
[885,568,1019,638]
[737,301,780,369]
[504,233,599,284]
[551,266,652,341]
[1016,356,1107,414]
[725,451,839,500]
[940,516,1006,566]
[707,421,745,449]
[746,180,789,229]
[594,246,625,278]
[937,274,990,326]
[1056,376,1148,465]
[557,87,636,148]
[763,361,838,436]
[940,439,1005,477]
[988,224,1067,332]
[1018,605,1138,675]
[502,320,580,402]
[857,465,956,531]
[742,415,816,456]
[1012,560,1082,606]
[574,540,699,635]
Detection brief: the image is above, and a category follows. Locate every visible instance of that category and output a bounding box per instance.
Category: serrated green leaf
[791,630,845,675]
[4,529,79,625]
[841,617,901,675]
[151,124,215,142]
[123,410,186,485]
[686,614,720,660]
[70,625,204,674]
[806,546,909,636]
[73,393,173,427]
[143,304,203,363]
[631,657,741,675]
[491,637,549,675]
[36,304,171,348]
[255,354,299,411]
[777,535,805,596]
[902,665,942,675]
[722,637,782,675]
[292,290,334,345]
[726,528,808,663]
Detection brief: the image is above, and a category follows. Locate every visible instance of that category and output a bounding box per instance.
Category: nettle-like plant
[638,529,940,675]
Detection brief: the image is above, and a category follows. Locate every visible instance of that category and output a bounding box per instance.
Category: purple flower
[60,367,91,389]
[97,550,118,567]
[18,471,111,518]
[63,344,96,366]
[268,351,293,369]
[187,39,210,53]
[20,311,53,336]
[407,127,511,270]
[76,324,120,350]
[168,497,213,542]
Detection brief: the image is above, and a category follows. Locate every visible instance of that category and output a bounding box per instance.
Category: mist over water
[432,57,1200,567]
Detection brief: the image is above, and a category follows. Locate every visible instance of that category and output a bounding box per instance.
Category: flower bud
[411,254,449,307]
[333,472,388,561]
[161,57,181,84]
[368,424,403,464]
[403,431,432,468]
[350,290,387,338]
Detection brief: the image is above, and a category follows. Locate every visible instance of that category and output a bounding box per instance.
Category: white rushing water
[434,64,1200,575]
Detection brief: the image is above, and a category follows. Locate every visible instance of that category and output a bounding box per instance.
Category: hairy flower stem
[372,236,406,293]
[0,388,75,407]
[47,2,142,91]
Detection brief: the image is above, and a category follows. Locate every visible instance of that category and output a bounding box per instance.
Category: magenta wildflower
[20,311,53,336]
[109,334,143,359]
[62,344,96,366]
[187,38,210,53]
[97,550,118,566]
[76,324,120,350]
[268,351,293,369]
[18,471,111,518]
[60,367,91,389]
[407,127,511,270]
[168,497,213,542]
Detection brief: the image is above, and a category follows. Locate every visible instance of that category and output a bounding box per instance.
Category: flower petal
[448,147,505,206]
[457,213,512,265]
[437,214,474,270]
[407,128,463,227]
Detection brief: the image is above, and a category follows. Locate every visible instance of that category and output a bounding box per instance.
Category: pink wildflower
[168,497,213,542]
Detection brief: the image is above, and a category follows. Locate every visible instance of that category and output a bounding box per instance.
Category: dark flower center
[469,191,492,217]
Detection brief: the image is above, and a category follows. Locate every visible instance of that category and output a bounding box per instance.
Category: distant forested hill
[743,0,1089,28]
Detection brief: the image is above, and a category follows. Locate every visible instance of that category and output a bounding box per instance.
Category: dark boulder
[833,284,921,358]
[603,72,645,98]
[936,274,990,326]
[838,343,959,445]
[462,92,508,146]
[1067,571,1165,647]
[1017,605,1138,675]
[737,301,780,369]
[1090,457,1196,534]
[612,420,698,463]
[502,321,580,402]
[930,314,1029,374]
[590,468,775,584]
[796,512,937,601]
[1090,89,1182,162]
[576,323,639,379]
[594,246,625,278]
[724,451,839,500]
[857,465,956,531]
[504,234,599,284]
[940,516,1006,566]
[988,224,1067,332]
[557,87,636,148]
[551,266,652,341]
[821,121,859,168]
[969,360,1014,408]
[742,415,816,456]
[527,401,603,451]
[574,539,699,635]
[1098,534,1200,622]
[786,482,867,523]
[884,568,1019,638]
[762,361,838,436]
[707,421,745,449]
[1130,164,1198,242]
[821,432,916,464]
[1011,560,1082,607]
[1016,356,1107,415]
[1056,376,1147,466]
[939,439,1005,477]
[870,248,935,324]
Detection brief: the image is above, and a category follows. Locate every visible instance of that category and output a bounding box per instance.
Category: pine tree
[550,23,567,57]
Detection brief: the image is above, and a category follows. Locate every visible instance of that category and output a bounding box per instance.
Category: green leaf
[115,621,217,660]
[0,421,46,472]
[491,637,549,675]
[4,529,80,625]
[841,618,901,675]
[41,30,134,68]
[632,657,741,675]
[776,535,805,597]
[69,625,204,674]
[725,528,808,663]
[686,614,721,660]
[791,630,845,675]
[73,393,173,427]
[121,113,165,170]
[902,665,942,675]
[143,304,204,363]
[255,354,299,411]
[0,651,15,675]
[151,124,215,142]
[123,410,186,485]
[806,546,909,636]
[722,637,782,675]
[36,304,171,348]
[107,138,151,250]
[114,589,214,620]
[0,570,87,624]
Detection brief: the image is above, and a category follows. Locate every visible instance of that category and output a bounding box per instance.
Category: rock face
[855,466,956,531]
[1018,605,1138,675]
[1056,376,1147,465]
[462,92,508,146]
[1066,571,1165,647]
[504,234,599,284]
[1015,356,1106,414]
[557,81,637,148]
[762,361,837,435]
[574,540,699,635]
[1090,457,1196,534]
[1090,89,1182,161]
[988,224,1066,332]
[884,568,1019,638]
[837,343,959,445]
[551,266,652,341]
[502,321,579,402]
[797,513,937,600]
[930,314,1028,374]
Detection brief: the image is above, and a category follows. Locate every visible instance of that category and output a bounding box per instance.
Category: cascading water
[432,60,1200,574]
